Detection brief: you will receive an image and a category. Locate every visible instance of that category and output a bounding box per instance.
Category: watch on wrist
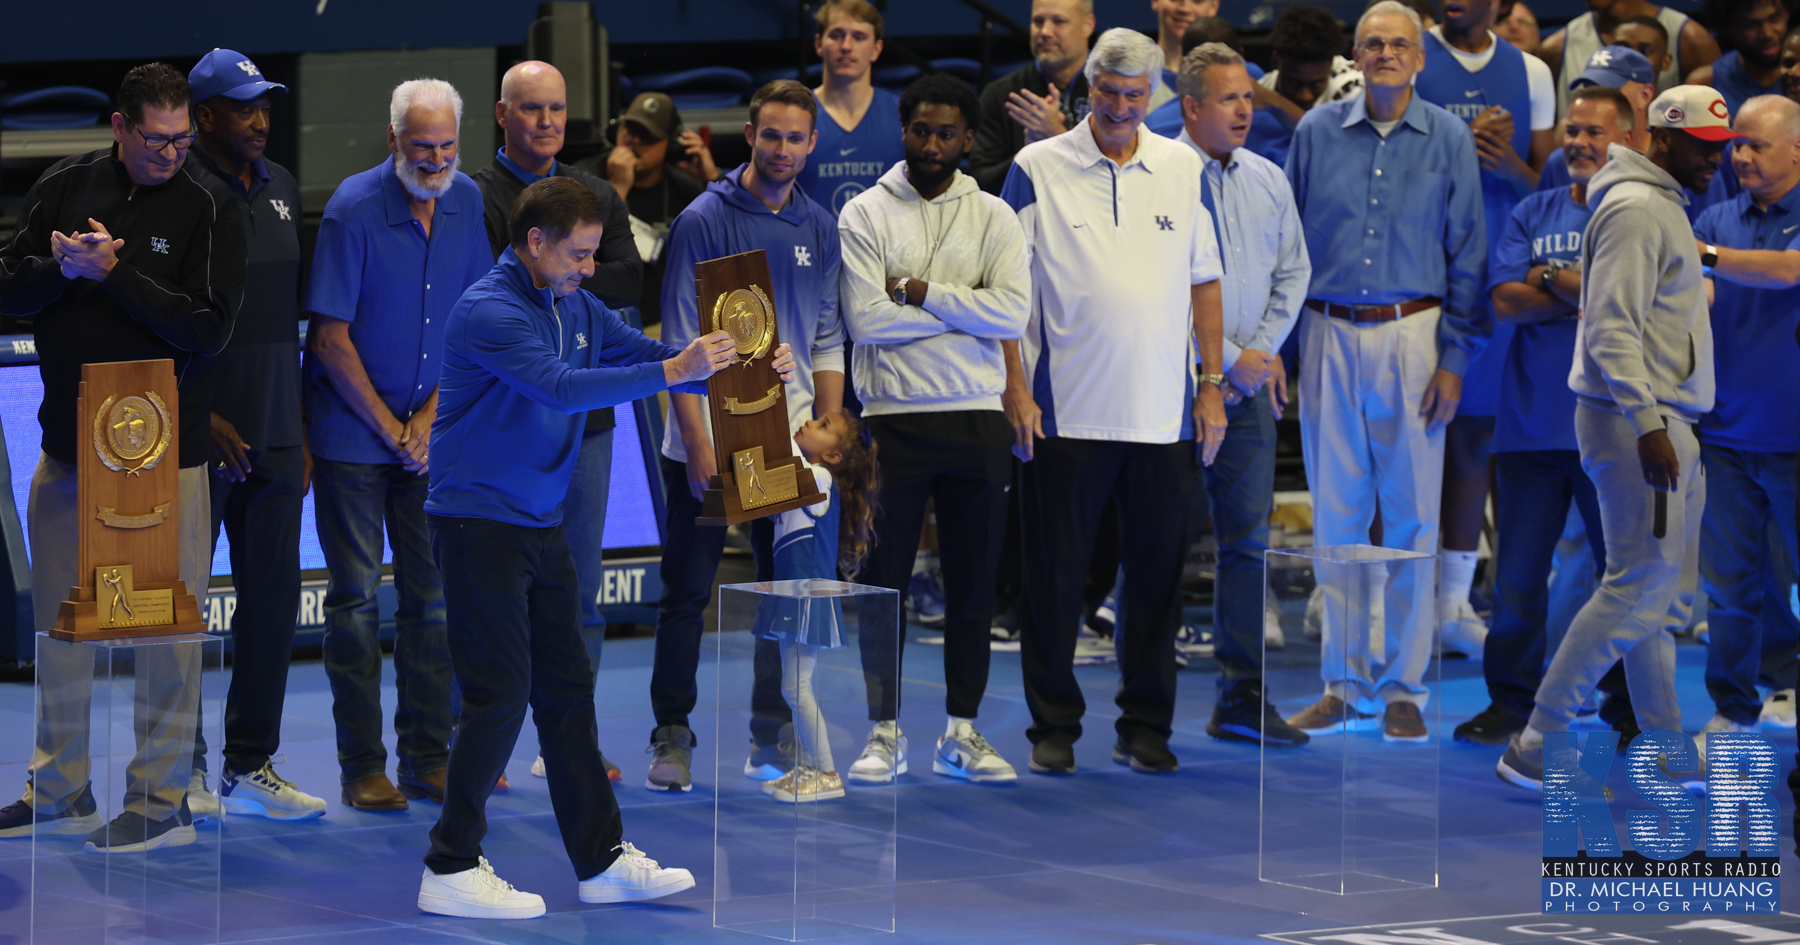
[891,277,911,306]
[1701,244,1719,268]
[1198,373,1226,388]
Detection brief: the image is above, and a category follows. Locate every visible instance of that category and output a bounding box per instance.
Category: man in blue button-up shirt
[1283,0,1489,745]
[1172,43,1313,750]
[302,78,493,811]
[1690,94,1800,746]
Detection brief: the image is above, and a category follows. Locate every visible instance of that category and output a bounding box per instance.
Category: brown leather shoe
[398,768,447,804]
[340,773,408,811]
[1382,702,1429,744]
[1285,694,1375,735]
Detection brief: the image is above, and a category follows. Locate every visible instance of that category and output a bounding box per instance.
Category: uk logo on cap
[1589,49,1612,67]
[236,61,260,77]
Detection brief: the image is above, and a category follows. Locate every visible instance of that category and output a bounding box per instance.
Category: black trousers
[857,411,1012,721]
[425,515,622,881]
[1019,437,1194,745]
[209,445,304,776]
[649,456,791,745]
[997,478,1121,621]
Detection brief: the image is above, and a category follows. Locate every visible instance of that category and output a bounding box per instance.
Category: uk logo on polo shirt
[1155,216,1174,231]
[794,246,812,267]
[270,199,291,221]
[150,238,169,254]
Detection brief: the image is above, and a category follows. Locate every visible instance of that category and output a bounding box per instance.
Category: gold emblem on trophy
[712,284,776,366]
[91,392,172,477]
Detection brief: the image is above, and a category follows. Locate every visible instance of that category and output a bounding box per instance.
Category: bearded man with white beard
[302,78,493,812]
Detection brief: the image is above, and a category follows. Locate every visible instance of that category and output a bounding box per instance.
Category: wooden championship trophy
[50,359,205,641]
[694,249,827,526]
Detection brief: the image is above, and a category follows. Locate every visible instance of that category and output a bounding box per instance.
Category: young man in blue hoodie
[418,176,794,917]
[648,80,847,792]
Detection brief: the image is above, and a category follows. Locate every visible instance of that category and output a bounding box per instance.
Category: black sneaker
[1454,703,1528,747]
[84,802,195,854]
[1112,733,1180,773]
[1027,740,1076,775]
[0,783,102,839]
[1207,680,1310,748]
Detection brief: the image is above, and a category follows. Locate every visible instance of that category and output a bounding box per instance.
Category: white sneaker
[1761,689,1797,730]
[187,769,222,823]
[1439,601,1488,660]
[220,763,325,820]
[1303,586,1324,640]
[578,841,695,903]
[933,721,1017,783]
[530,755,547,778]
[418,857,546,919]
[1263,601,1286,650]
[847,722,907,783]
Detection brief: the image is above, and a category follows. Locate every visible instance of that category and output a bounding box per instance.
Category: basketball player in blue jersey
[795,0,905,217]
[1689,0,1789,116]
[1413,0,1559,658]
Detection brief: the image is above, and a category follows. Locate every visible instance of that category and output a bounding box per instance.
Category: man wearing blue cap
[186,49,326,821]
[1542,46,1738,221]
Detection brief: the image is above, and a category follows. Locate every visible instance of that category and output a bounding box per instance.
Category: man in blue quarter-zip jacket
[416,177,797,918]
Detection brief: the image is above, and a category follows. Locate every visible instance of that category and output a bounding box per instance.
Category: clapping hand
[51,219,123,281]
[1005,85,1069,142]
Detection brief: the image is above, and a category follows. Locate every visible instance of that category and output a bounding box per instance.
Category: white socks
[945,716,976,738]
[1438,549,1479,618]
[1520,724,1545,750]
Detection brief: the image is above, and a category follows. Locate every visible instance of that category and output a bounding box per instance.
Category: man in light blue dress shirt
[1172,43,1313,749]
[1282,1,1490,745]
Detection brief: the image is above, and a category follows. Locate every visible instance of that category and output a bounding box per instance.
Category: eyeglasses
[1357,38,1419,56]
[132,126,198,152]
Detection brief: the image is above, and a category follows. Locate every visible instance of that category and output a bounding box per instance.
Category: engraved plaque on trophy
[51,359,205,641]
[694,249,826,526]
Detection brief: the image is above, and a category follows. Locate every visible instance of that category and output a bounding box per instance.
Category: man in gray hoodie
[837,75,1032,784]
[1498,85,1736,789]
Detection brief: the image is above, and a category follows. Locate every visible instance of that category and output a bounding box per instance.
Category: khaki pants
[25,455,210,822]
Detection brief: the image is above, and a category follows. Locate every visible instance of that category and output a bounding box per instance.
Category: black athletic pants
[424,515,622,881]
[857,411,1012,721]
[1019,437,1194,746]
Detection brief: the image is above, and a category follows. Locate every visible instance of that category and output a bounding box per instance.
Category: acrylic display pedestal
[30,631,223,944]
[1261,546,1440,894]
[713,580,900,941]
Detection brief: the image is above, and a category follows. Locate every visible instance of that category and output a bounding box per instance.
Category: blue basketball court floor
[1,615,1795,945]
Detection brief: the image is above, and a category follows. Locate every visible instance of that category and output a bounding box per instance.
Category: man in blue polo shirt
[646,80,846,793]
[417,177,757,918]
[1459,86,1638,747]
[1690,94,1800,749]
[185,49,327,820]
[304,78,493,812]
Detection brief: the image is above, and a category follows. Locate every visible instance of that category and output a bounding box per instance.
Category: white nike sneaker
[933,721,1017,783]
[530,755,547,778]
[578,841,695,903]
[1761,689,1797,730]
[418,857,546,919]
[847,721,907,783]
[1438,600,1488,660]
[187,768,222,823]
[220,763,326,820]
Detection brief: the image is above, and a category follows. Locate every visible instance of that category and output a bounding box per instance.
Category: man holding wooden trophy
[0,63,245,852]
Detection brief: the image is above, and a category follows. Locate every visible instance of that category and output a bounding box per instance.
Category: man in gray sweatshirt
[1498,85,1736,789]
[836,75,1031,784]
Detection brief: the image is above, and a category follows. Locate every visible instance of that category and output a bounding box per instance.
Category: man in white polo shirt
[1001,27,1228,777]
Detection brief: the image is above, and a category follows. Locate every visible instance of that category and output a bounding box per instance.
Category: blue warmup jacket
[428,248,704,527]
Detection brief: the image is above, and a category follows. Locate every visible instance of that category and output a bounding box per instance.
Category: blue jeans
[1490,450,1609,720]
[564,429,614,670]
[314,458,451,783]
[1700,443,1800,725]
[1195,389,1277,689]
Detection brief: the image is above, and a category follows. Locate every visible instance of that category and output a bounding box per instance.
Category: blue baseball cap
[188,48,288,104]
[1570,46,1655,90]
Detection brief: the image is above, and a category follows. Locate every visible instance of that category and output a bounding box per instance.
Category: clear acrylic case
[1261,546,1440,895]
[713,579,900,941]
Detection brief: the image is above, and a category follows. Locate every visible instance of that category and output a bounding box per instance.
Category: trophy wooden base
[697,459,827,527]
[50,579,206,642]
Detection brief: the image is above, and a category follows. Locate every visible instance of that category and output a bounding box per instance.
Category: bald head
[497,60,568,175]
[1731,94,1800,200]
